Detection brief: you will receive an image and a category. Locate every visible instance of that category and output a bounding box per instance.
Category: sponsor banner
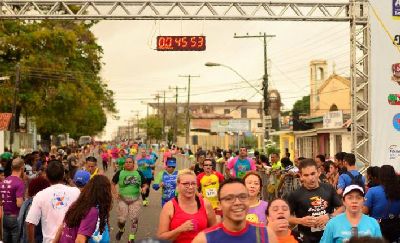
[371,1,400,170]
[210,119,250,133]
[389,145,400,165]
[323,111,343,129]
[394,0,400,19]
[388,94,400,105]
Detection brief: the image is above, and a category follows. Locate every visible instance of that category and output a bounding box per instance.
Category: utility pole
[179,75,199,147]
[157,90,167,143]
[130,110,140,140]
[10,64,20,151]
[234,32,275,146]
[152,93,161,117]
[169,85,186,144]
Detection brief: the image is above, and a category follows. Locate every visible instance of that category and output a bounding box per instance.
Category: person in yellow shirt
[270,152,283,170]
[197,158,224,221]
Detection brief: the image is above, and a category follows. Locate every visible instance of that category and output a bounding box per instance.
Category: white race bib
[205,188,218,198]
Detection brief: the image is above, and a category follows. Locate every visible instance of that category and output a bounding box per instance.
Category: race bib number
[205,188,218,198]
[311,226,325,232]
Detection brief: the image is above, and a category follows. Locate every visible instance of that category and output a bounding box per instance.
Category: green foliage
[242,135,257,148]
[0,20,116,139]
[139,115,163,141]
[292,95,310,116]
[266,144,280,156]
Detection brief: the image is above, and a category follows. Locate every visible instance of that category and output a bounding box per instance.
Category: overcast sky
[91,11,350,140]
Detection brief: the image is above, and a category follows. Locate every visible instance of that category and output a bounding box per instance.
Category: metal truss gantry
[1,1,356,21]
[0,0,371,167]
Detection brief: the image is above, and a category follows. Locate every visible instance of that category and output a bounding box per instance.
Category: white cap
[343,184,364,197]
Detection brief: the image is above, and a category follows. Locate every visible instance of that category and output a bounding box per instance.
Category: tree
[0,20,116,141]
[139,115,163,141]
[292,95,310,116]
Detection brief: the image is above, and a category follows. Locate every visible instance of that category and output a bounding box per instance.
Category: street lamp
[204,62,262,95]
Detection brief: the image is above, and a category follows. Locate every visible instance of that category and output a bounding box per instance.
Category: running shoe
[128,234,135,243]
[143,199,149,206]
[116,229,124,241]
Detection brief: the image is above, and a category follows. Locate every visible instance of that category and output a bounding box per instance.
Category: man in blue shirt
[321,185,382,243]
[337,153,365,195]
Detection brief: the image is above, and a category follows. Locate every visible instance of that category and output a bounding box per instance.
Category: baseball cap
[342,184,364,197]
[73,170,90,188]
[166,157,177,167]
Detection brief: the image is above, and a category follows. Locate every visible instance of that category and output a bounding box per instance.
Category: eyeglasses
[180,182,197,188]
[167,166,175,168]
[220,193,249,203]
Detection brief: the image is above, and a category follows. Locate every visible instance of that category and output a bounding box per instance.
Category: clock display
[157,36,206,51]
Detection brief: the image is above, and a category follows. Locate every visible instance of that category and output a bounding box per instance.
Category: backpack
[345,171,365,189]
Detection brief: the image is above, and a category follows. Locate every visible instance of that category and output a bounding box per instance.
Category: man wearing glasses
[197,158,225,220]
[320,184,382,242]
[193,178,277,243]
[226,147,256,179]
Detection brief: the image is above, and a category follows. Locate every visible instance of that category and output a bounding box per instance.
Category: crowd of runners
[0,142,399,243]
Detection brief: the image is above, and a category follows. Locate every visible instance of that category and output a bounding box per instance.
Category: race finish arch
[0,0,372,168]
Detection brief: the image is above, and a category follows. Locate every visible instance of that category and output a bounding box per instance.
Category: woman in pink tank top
[157,169,217,243]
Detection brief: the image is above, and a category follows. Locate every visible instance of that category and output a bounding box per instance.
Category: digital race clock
[156,36,206,51]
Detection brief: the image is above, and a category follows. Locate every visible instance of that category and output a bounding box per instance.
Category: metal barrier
[175,154,192,170]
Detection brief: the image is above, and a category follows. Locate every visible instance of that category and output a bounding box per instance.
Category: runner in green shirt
[111,156,147,243]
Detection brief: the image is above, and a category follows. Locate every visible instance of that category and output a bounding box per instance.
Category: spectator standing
[326,161,339,189]
[334,152,347,175]
[25,160,80,243]
[0,158,25,243]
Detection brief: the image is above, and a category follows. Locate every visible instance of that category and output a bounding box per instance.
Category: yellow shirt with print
[199,174,221,209]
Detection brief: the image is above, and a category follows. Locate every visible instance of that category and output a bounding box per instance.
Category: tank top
[205,222,269,243]
[169,197,208,243]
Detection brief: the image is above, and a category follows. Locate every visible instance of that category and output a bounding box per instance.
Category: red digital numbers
[157,36,206,51]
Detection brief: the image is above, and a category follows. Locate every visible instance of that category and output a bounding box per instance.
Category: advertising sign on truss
[211,119,250,133]
[371,0,400,170]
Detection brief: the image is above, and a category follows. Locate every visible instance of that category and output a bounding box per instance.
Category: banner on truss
[370,0,400,170]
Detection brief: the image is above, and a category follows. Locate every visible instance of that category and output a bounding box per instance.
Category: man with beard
[192,178,277,243]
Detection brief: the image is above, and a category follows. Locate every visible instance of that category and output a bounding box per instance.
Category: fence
[1,131,34,154]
